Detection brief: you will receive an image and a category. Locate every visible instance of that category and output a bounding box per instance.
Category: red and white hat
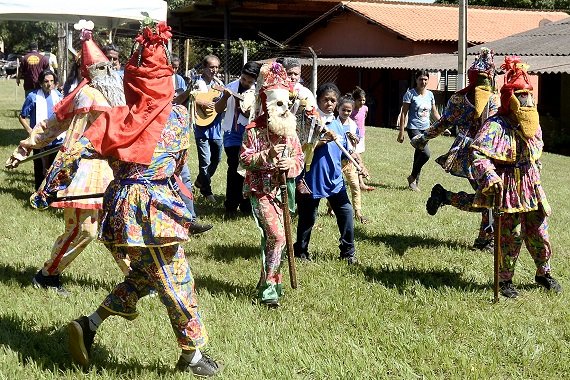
[74,20,109,80]
[498,56,533,114]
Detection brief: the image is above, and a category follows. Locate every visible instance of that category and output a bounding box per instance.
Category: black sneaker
[426,184,448,216]
[68,316,96,367]
[472,237,494,252]
[189,221,213,235]
[32,270,69,296]
[499,280,519,298]
[535,274,562,293]
[175,353,223,377]
[261,299,280,309]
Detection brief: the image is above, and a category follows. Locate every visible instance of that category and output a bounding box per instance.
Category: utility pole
[457,0,468,89]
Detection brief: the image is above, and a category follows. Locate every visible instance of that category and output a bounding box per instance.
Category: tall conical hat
[74,20,109,80]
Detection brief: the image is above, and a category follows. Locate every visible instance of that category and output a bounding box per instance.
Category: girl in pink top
[350,86,374,191]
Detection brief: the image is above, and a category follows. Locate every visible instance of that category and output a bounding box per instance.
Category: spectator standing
[18,69,63,190]
[193,54,224,203]
[17,42,50,97]
[41,44,59,77]
[215,61,261,217]
[102,44,123,78]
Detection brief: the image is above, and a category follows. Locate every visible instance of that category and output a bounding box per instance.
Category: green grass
[0,79,569,379]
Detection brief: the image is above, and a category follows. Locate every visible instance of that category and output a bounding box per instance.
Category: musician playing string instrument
[192,55,224,202]
[215,61,261,217]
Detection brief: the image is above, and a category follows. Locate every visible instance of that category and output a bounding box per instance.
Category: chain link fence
[169,35,343,93]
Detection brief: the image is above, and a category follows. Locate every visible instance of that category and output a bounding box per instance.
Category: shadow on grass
[0,182,34,204]
[0,263,116,291]
[0,127,27,146]
[354,228,471,256]
[359,264,487,293]
[196,274,253,300]
[206,242,259,262]
[0,313,173,375]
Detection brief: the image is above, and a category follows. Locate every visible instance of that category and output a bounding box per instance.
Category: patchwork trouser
[101,244,207,351]
[448,190,492,240]
[43,208,98,275]
[498,209,552,281]
[342,160,362,213]
[251,194,285,302]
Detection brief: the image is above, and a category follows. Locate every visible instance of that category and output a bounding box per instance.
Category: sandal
[360,184,375,191]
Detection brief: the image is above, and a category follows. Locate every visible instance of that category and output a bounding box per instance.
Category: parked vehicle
[0,53,20,78]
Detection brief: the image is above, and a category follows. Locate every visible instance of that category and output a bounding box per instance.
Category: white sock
[87,312,102,332]
[181,349,202,365]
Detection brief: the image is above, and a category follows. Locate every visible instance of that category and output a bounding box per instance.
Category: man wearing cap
[215,61,261,217]
[240,62,303,308]
[411,48,500,251]
[6,20,125,294]
[28,19,222,376]
[470,56,562,298]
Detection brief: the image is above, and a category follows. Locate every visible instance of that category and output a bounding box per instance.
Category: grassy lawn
[0,79,569,379]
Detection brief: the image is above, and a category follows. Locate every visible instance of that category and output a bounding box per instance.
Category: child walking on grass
[351,86,375,191]
[337,94,369,224]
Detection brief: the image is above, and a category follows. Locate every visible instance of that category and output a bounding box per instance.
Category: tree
[435,0,570,9]
[0,21,58,55]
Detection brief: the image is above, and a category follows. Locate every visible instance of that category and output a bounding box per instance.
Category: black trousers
[223,145,251,213]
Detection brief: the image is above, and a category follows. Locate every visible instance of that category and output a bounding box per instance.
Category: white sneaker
[205,194,216,203]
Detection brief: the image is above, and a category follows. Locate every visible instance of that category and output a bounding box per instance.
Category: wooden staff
[493,191,502,303]
[52,192,105,203]
[279,156,298,289]
[17,144,63,164]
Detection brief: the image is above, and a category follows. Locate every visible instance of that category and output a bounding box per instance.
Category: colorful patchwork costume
[412,48,499,250]
[30,19,220,375]
[470,56,561,298]
[8,23,123,292]
[240,62,304,306]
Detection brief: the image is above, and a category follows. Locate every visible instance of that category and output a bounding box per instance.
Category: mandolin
[194,85,245,127]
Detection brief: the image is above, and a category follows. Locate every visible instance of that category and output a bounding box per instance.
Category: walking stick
[493,191,502,303]
[51,192,105,203]
[17,144,63,164]
[280,168,298,289]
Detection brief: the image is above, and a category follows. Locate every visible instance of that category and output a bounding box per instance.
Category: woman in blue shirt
[397,70,440,191]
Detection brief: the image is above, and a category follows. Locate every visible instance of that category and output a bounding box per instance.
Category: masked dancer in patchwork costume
[411,48,500,251]
[6,20,125,294]
[470,56,561,298]
[240,62,304,308]
[30,18,222,376]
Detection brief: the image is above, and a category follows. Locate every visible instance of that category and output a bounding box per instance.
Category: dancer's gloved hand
[410,133,428,150]
[5,145,30,169]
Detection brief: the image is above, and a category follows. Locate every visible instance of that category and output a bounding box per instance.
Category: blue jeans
[294,189,355,258]
[178,164,196,219]
[195,138,222,196]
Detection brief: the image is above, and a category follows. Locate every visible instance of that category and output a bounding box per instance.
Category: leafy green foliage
[0,21,58,55]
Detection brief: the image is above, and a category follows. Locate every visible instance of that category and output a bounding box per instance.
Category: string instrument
[194,84,244,127]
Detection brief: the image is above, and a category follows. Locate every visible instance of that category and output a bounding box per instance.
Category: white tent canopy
[0,0,167,28]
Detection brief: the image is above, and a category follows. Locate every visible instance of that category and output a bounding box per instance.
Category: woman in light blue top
[397,70,440,191]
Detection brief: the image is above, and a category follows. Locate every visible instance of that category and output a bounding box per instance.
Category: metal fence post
[308,47,317,96]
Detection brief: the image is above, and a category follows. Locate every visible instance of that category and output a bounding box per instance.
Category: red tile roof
[344,2,568,44]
